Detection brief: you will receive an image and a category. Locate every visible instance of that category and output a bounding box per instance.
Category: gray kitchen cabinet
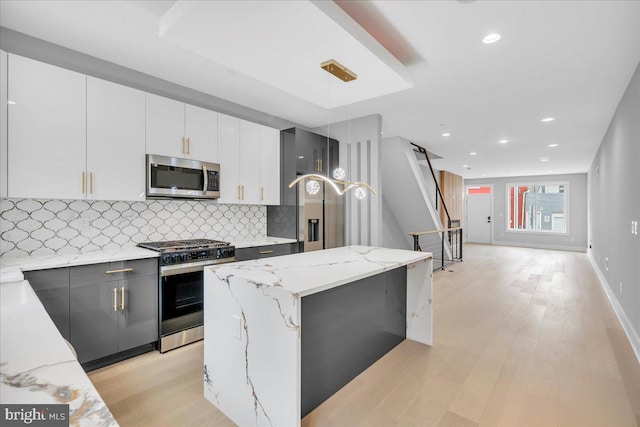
[23,268,71,340]
[235,243,297,262]
[65,258,158,364]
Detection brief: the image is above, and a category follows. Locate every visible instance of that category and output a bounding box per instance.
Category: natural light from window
[507,183,567,233]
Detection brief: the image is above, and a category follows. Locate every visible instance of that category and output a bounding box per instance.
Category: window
[506,183,568,233]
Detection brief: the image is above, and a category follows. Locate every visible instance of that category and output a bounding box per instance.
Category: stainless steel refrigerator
[298,181,344,252]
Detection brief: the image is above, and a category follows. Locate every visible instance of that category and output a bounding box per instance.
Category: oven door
[160,266,208,337]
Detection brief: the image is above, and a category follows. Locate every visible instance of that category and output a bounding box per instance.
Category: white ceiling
[1,0,639,179]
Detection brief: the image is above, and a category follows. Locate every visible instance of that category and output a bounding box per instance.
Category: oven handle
[203,165,209,194]
[161,261,215,277]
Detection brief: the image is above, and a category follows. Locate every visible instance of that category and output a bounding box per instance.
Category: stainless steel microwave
[146,154,220,199]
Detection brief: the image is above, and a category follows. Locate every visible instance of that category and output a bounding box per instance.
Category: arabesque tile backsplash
[0,198,266,258]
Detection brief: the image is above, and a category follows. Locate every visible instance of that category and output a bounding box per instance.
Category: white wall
[314,114,382,246]
[587,61,640,359]
[465,173,588,251]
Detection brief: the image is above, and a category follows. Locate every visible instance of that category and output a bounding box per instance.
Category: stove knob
[171,254,180,264]
[162,255,171,265]
[181,254,188,263]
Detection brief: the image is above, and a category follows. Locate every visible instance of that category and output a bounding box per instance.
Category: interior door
[465,186,492,244]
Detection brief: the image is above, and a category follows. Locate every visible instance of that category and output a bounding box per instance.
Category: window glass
[507,183,567,233]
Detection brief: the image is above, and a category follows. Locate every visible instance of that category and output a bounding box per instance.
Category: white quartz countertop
[208,245,431,297]
[0,279,118,426]
[0,247,159,272]
[231,236,298,249]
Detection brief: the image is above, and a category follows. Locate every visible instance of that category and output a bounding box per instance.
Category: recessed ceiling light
[483,33,501,44]
[483,174,488,177]
[548,144,559,147]
[380,131,384,135]
[541,117,555,122]
[462,164,469,168]
[539,157,550,162]
[547,170,553,173]
[442,133,451,137]
[499,139,508,144]
[469,152,477,155]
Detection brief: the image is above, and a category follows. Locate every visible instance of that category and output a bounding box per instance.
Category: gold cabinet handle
[261,186,264,201]
[319,158,323,171]
[259,250,274,255]
[105,268,134,274]
[187,137,191,155]
[241,185,244,200]
[82,172,85,194]
[89,172,93,194]
[113,287,117,312]
[181,136,185,154]
[121,286,125,310]
[237,185,241,199]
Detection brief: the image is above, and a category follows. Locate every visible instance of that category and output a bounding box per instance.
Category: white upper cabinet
[259,125,281,205]
[146,93,218,162]
[1,50,7,198]
[87,77,145,201]
[145,93,185,158]
[217,113,240,204]
[239,120,261,205]
[8,54,86,200]
[185,104,218,163]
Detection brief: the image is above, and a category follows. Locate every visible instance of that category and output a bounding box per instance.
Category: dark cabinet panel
[328,139,339,178]
[24,268,70,340]
[118,275,158,352]
[235,243,298,262]
[70,280,119,363]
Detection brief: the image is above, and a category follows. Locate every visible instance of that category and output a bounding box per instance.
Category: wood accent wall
[439,170,463,227]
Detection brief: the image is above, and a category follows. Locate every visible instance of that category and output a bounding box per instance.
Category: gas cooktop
[137,238,232,252]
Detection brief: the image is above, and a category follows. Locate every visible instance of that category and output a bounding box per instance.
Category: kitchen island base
[203,246,432,427]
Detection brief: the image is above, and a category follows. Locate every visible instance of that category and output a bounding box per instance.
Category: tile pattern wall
[0,198,266,258]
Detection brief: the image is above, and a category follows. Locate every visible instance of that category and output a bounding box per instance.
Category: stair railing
[410,142,452,229]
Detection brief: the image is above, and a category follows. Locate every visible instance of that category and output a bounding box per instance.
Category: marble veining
[204,246,432,427]
[0,362,117,427]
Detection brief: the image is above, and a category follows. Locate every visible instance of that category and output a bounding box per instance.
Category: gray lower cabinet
[235,243,297,261]
[26,258,158,365]
[24,268,70,340]
[69,259,158,364]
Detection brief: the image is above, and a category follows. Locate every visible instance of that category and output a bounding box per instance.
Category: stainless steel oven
[146,154,220,199]
[138,239,235,353]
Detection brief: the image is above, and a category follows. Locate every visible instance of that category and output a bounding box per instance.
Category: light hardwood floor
[89,244,640,426]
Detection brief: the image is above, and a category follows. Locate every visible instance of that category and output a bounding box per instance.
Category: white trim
[587,250,640,365]
[504,181,570,235]
[490,239,586,252]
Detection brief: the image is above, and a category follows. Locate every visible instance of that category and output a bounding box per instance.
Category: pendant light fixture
[289,59,377,200]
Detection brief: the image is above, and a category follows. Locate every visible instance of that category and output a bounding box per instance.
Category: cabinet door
[239,120,260,204]
[295,128,327,176]
[145,93,185,158]
[185,104,218,162]
[259,125,280,205]
[87,77,145,201]
[24,268,70,340]
[1,50,7,198]
[70,279,119,363]
[118,275,158,352]
[217,113,240,204]
[8,54,86,199]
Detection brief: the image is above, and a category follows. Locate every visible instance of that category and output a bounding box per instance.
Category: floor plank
[89,244,640,426]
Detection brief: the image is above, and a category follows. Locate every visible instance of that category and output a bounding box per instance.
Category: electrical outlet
[619,282,623,294]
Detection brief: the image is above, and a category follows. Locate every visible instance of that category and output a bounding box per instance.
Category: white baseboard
[587,251,640,365]
[490,240,587,252]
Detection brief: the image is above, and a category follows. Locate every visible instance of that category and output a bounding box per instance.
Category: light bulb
[332,168,346,180]
[354,187,366,200]
[306,180,320,195]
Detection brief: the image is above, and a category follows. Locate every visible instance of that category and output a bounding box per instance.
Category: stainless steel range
[138,238,235,353]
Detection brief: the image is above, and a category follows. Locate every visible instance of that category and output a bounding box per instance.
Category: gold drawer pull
[181,136,185,154]
[105,268,134,274]
[261,186,264,201]
[89,172,93,194]
[187,137,191,155]
[237,185,241,199]
[113,287,117,311]
[121,286,125,310]
[241,185,244,200]
[259,250,274,255]
[82,172,85,194]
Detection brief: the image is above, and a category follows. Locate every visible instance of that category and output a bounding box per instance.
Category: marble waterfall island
[203,245,433,427]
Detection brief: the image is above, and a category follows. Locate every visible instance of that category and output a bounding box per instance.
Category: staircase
[380,136,454,263]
